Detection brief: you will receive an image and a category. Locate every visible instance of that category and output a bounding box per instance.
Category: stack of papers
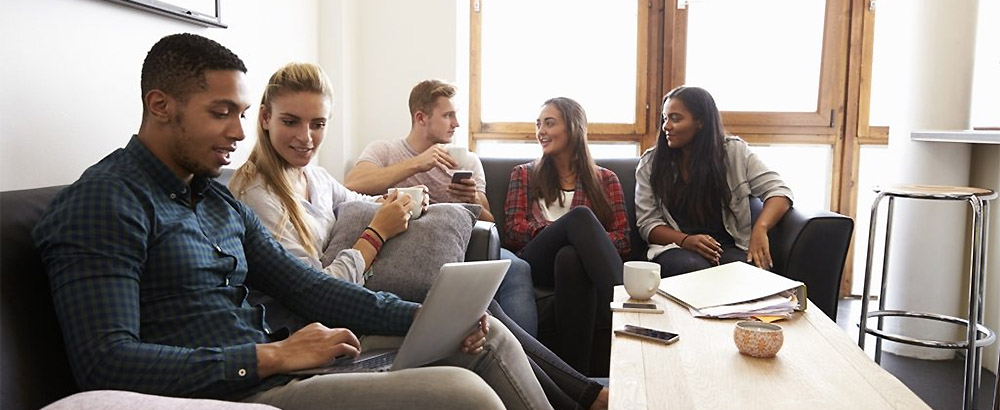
[657,262,806,319]
[693,292,799,319]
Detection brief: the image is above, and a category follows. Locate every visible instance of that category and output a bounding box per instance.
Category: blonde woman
[233,63,609,410]
[230,65,412,287]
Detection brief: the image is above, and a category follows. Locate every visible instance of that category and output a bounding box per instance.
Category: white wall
[317,1,359,181]
[970,0,1000,375]
[872,0,998,372]
[970,145,1000,374]
[879,0,977,361]
[0,0,318,191]
[315,0,463,180]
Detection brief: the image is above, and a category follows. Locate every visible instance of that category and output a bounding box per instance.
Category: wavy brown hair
[230,62,333,257]
[529,97,613,229]
[408,79,456,124]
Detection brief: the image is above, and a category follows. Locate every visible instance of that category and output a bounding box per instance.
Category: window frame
[670,0,851,140]
[839,0,888,296]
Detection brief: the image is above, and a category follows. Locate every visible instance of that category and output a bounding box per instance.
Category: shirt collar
[125,135,211,199]
[401,139,421,156]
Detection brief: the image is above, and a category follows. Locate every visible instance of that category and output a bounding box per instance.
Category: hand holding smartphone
[609,301,664,314]
[451,170,473,183]
[614,324,679,345]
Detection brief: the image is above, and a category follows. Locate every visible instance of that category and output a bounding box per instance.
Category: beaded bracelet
[360,231,383,254]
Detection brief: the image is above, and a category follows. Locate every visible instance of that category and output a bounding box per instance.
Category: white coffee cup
[447,146,468,164]
[390,187,425,220]
[623,261,661,300]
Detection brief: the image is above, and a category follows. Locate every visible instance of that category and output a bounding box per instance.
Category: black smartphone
[451,170,473,183]
[614,324,679,344]
[609,301,664,313]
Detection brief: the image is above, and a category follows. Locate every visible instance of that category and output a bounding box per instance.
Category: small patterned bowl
[733,321,784,358]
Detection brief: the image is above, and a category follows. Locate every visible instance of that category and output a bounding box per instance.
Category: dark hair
[530,97,613,229]
[140,33,247,108]
[650,86,731,224]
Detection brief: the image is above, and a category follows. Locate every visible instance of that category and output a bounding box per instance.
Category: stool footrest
[862,309,996,349]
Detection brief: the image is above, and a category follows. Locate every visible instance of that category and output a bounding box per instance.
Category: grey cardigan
[634,136,793,260]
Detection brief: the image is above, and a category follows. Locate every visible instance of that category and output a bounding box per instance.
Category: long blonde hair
[230,62,334,257]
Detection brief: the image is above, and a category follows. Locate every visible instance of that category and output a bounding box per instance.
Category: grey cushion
[41,390,279,410]
[322,202,480,302]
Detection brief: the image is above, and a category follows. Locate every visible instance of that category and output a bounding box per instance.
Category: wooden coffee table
[609,286,930,409]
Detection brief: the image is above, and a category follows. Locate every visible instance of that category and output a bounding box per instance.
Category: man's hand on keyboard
[257,322,362,377]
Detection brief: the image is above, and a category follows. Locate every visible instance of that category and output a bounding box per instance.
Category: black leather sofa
[0,160,850,407]
[479,157,855,323]
[0,183,291,410]
[0,168,493,410]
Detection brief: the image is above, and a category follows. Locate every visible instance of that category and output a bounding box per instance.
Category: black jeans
[652,246,746,278]
[489,301,603,410]
[518,207,624,375]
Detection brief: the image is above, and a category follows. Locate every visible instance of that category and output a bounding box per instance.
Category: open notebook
[657,261,806,319]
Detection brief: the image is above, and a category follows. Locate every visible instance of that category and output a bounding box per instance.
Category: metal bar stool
[858,184,997,410]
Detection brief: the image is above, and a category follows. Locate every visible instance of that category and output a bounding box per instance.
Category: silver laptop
[289,259,511,375]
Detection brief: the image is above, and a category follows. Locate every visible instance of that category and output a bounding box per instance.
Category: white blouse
[237,165,378,285]
[538,190,576,222]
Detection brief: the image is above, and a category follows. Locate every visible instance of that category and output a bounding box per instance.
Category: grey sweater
[634,136,793,259]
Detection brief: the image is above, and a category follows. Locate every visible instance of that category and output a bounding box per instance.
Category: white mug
[390,187,425,219]
[623,261,661,300]
[447,146,468,164]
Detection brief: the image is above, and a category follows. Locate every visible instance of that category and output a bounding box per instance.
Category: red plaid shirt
[503,162,630,258]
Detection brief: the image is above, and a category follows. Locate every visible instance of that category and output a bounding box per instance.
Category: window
[471,0,876,295]
[470,0,654,147]
[673,0,849,136]
[850,145,890,296]
[684,0,826,113]
[480,1,639,124]
[750,144,832,211]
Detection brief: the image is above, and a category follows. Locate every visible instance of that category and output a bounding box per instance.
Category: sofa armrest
[766,207,854,321]
[465,221,500,262]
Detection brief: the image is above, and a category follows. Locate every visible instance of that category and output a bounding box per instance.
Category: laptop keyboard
[327,350,398,373]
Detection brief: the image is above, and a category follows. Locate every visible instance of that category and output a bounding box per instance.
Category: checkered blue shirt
[33,136,418,399]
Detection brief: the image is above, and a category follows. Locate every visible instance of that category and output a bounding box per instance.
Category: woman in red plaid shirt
[503,97,630,376]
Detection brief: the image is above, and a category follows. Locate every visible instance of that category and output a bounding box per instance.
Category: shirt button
[169,193,177,199]
[224,278,230,286]
[238,368,247,377]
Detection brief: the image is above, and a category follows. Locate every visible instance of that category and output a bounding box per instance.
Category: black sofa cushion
[481,157,853,321]
[1,186,77,410]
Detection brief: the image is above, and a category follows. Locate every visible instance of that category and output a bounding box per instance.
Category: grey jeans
[241,317,552,410]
